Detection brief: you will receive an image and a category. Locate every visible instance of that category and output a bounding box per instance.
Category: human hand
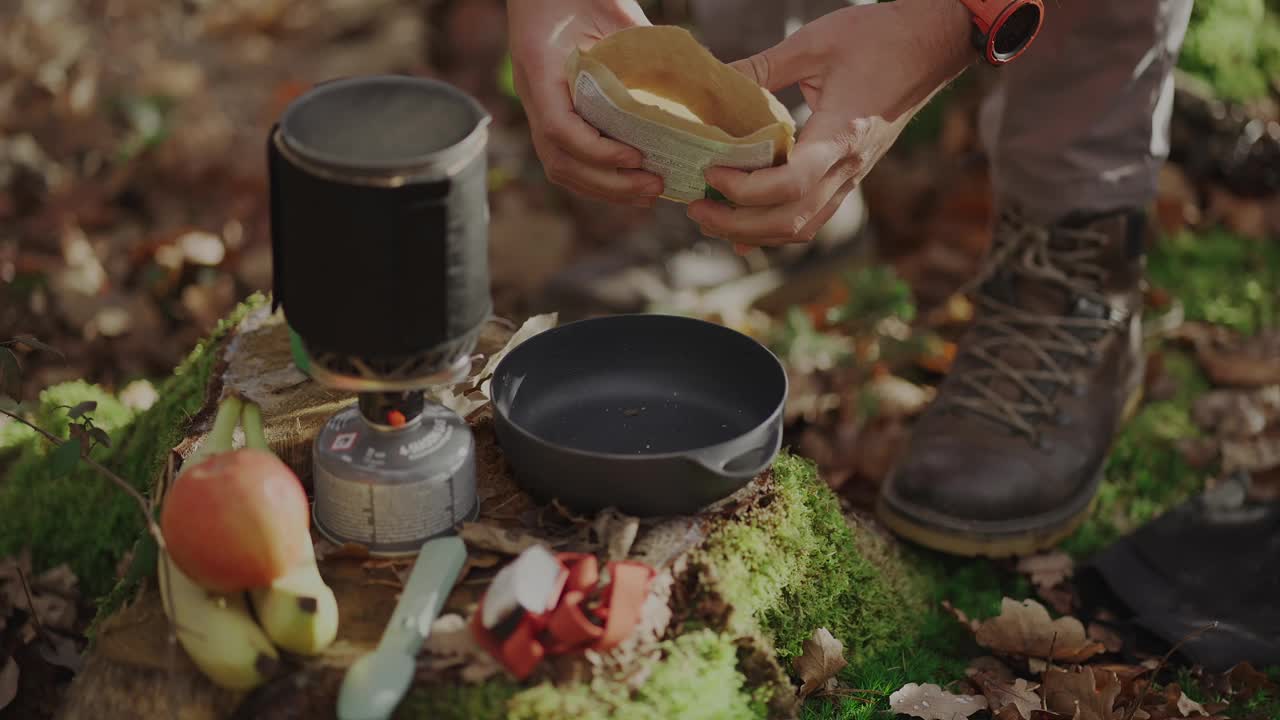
[686,0,976,247]
[507,0,665,207]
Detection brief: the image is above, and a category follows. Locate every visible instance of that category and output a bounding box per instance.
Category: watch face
[993,4,1042,60]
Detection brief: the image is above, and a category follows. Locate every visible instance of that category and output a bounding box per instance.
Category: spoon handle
[380,536,468,657]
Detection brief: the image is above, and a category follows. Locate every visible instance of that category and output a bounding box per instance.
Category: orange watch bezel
[958,0,1045,66]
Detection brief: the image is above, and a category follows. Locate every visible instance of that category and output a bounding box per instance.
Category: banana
[249,537,340,656]
[157,549,280,691]
[241,399,340,656]
[155,393,279,691]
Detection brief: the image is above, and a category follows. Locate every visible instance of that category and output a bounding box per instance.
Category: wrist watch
[956,0,1045,66]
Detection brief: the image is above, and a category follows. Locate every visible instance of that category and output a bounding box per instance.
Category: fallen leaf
[1248,467,1280,502]
[853,416,910,484]
[1174,322,1280,387]
[34,564,77,597]
[65,400,96,419]
[942,600,979,632]
[1206,186,1268,240]
[794,628,847,699]
[1221,432,1280,473]
[1042,666,1122,720]
[1036,585,1077,617]
[591,509,640,562]
[1176,438,1221,469]
[864,374,935,418]
[475,313,558,400]
[1176,692,1208,717]
[1016,552,1074,590]
[889,682,989,720]
[1191,386,1280,438]
[1221,661,1276,699]
[314,540,370,562]
[966,656,1016,686]
[431,386,489,419]
[420,613,504,684]
[37,633,83,673]
[28,593,76,632]
[974,598,1107,663]
[0,657,17,711]
[976,677,1042,720]
[464,552,502,570]
[1087,622,1124,653]
[10,335,63,358]
[176,230,224,266]
[458,522,565,556]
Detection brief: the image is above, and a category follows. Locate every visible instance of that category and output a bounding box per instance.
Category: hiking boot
[876,206,1149,557]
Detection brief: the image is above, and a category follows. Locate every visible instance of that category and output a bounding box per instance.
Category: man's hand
[686,0,976,247]
[507,0,665,208]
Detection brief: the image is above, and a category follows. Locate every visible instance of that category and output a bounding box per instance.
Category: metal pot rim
[489,313,790,463]
[276,74,492,184]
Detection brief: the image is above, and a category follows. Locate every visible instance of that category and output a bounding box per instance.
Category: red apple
[160,448,312,593]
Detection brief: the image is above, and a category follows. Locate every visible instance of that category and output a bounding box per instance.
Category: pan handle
[683,422,783,480]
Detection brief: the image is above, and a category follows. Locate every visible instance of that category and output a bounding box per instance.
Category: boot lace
[941,211,1122,440]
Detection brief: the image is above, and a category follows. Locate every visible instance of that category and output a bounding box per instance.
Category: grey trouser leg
[979,0,1195,224]
[688,0,859,110]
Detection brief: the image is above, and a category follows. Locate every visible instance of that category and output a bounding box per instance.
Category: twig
[1042,631,1059,711]
[15,564,51,644]
[162,451,180,720]
[0,408,166,552]
[1123,621,1220,720]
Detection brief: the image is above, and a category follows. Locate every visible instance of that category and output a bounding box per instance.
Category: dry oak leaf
[1219,661,1277,699]
[974,598,1107,663]
[1016,552,1074,590]
[966,656,1017,686]
[793,627,847,700]
[0,657,16,712]
[1042,666,1122,720]
[1087,622,1124,653]
[458,522,567,556]
[1191,386,1280,438]
[1175,692,1209,717]
[889,682,989,720]
[977,677,1042,720]
[1173,322,1280,388]
[1221,432,1280,473]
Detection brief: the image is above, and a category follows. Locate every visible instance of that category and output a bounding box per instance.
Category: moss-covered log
[19,304,928,720]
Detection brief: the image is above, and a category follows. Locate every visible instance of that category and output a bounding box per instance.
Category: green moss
[1147,228,1280,335]
[398,454,926,720]
[399,630,765,720]
[0,294,265,604]
[397,680,521,720]
[695,453,930,668]
[1180,0,1280,102]
[509,630,767,720]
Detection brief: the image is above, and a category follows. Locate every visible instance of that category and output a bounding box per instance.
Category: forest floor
[1,1,1279,718]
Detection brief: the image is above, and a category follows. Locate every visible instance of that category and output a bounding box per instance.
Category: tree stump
[54,304,930,720]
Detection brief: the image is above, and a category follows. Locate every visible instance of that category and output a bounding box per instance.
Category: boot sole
[874,382,1146,559]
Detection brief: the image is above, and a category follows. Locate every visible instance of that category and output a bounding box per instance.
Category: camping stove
[267,75,493,556]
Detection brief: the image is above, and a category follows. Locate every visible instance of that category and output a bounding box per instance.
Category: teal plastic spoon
[337,536,468,720]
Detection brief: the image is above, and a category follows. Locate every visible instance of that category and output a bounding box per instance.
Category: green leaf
[0,347,19,400]
[89,426,112,449]
[67,401,97,420]
[10,335,64,359]
[49,439,83,477]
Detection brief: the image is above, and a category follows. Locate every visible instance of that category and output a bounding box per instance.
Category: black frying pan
[489,313,788,517]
